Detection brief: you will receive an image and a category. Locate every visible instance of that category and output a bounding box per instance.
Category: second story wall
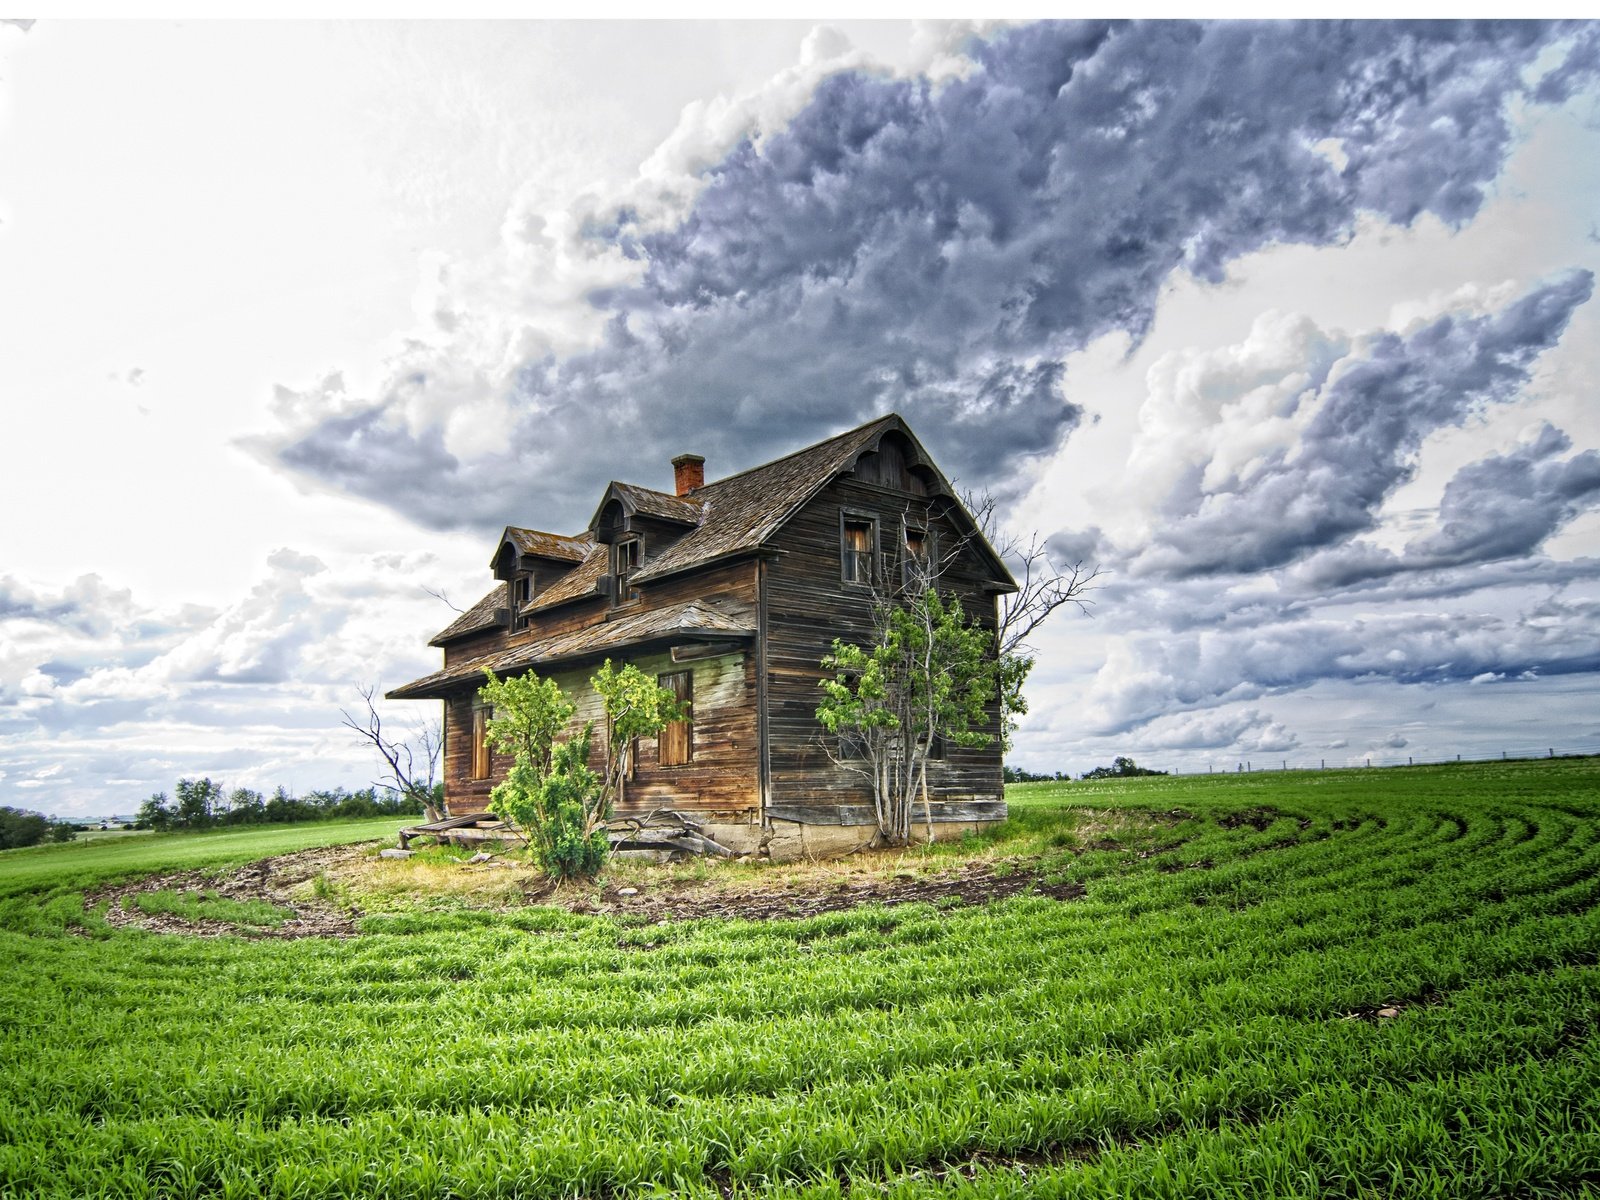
[761,474,1005,819]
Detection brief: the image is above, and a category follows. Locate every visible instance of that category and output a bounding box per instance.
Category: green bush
[492,725,608,881]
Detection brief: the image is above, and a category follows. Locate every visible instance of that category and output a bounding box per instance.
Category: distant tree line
[1003,765,1074,783]
[1003,757,1170,783]
[0,807,82,849]
[135,778,437,831]
[1080,756,1168,780]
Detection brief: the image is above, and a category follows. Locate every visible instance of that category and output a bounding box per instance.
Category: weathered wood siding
[442,559,760,816]
[761,476,1006,823]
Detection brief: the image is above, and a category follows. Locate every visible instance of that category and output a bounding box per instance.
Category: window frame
[839,510,879,587]
[611,536,643,607]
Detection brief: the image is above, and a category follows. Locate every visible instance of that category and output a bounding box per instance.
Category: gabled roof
[425,413,1015,647]
[502,527,589,563]
[391,599,755,699]
[590,482,706,529]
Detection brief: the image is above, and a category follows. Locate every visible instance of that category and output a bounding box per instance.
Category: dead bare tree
[422,584,465,614]
[341,685,445,822]
[962,488,1101,658]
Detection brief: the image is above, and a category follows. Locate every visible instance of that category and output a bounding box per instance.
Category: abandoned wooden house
[388,413,1016,859]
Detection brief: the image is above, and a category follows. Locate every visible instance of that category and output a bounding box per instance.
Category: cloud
[1135,707,1299,753]
[0,550,453,815]
[1075,590,1600,738]
[1121,270,1593,579]
[252,20,1599,537]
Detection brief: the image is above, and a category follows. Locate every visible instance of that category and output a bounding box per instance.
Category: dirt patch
[93,847,1088,939]
[88,844,369,939]
[542,861,1085,924]
[1218,806,1281,831]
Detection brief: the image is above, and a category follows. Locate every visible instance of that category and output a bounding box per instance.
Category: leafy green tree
[0,806,51,849]
[477,668,576,789]
[816,588,1000,846]
[174,778,223,828]
[225,787,266,825]
[591,659,686,812]
[136,792,174,831]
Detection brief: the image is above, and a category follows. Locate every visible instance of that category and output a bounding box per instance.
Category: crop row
[0,761,1596,1197]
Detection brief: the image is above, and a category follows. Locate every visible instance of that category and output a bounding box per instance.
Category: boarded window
[470,705,490,780]
[842,517,875,584]
[658,670,693,766]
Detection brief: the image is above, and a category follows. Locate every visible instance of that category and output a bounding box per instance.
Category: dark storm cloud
[1129,271,1595,580]
[1290,423,1600,590]
[261,19,1597,535]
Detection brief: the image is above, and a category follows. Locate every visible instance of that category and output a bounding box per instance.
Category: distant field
[1,761,1596,1198]
[0,816,407,905]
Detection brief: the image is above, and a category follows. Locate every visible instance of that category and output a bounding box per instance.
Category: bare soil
[89,844,366,939]
[540,862,1085,924]
[91,845,1085,938]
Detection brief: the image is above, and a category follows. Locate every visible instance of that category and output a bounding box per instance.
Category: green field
[2,764,1597,1198]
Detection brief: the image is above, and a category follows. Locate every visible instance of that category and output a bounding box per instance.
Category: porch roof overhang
[386,599,755,700]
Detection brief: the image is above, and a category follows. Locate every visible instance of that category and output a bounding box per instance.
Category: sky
[3,19,1599,817]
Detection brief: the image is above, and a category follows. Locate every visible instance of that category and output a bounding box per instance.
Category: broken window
[657,670,693,766]
[841,516,876,584]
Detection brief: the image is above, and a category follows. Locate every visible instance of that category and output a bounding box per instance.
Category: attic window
[841,515,876,585]
[612,537,642,605]
[514,575,534,608]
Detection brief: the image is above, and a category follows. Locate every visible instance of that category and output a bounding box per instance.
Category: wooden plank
[766,800,1006,826]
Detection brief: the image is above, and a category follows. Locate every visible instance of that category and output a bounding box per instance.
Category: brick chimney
[671,453,705,496]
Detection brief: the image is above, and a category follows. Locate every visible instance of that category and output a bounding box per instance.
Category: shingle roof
[632,415,899,583]
[504,527,589,562]
[603,482,706,526]
[427,583,507,648]
[424,413,1013,647]
[390,599,755,699]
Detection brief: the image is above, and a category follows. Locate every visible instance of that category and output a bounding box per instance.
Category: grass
[0,761,1596,1198]
[130,889,293,928]
[0,816,409,936]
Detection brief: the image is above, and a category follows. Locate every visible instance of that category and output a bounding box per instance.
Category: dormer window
[612,536,642,606]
